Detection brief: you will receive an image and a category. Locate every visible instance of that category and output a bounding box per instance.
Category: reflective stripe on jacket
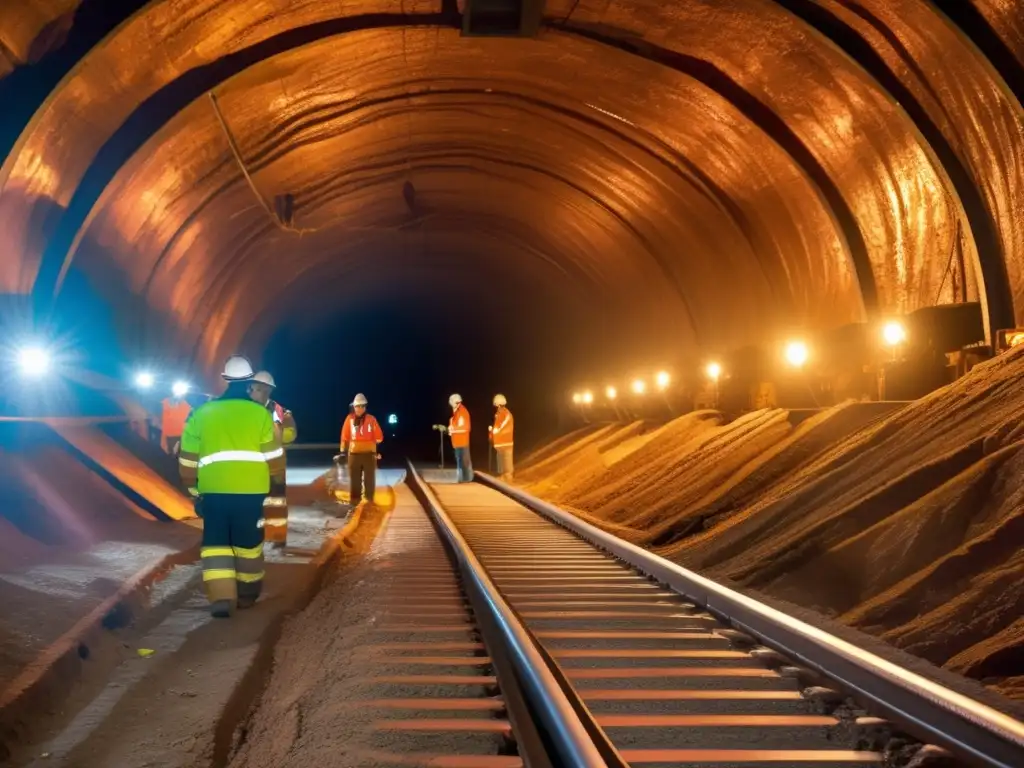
[341,413,384,454]
[449,405,471,449]
[161,398,192,437]
[492,408,514,448]
[178,399,283,495]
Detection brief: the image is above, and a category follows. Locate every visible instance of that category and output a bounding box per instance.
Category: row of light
[573,371,672,405]
[570,321,907,406]
[12,343,193,401]
[134,370,190,398]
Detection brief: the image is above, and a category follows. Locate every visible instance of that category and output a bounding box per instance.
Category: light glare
[882,321,906,347]
[605,386,617,400]
[135,371,155,390]
[784,341,809,368]
[581,390,594,405]
[17,346,51,377]
[572,392,582,405]
[172,380,190,398]
[655,371,670,390]
[388,413,398,425]
[631,379,646,395]
[706,362,722,381]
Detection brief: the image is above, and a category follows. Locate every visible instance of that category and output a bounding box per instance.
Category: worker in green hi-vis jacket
[178,355,285,619]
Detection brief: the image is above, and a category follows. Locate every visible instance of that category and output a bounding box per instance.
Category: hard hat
[222,355,255,381]
[493,394,507,407]
[449,393,462,408]
[252,370,276,388]
[351,393,368,407]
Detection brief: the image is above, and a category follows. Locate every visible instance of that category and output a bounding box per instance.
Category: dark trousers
[199,493,266,605]
[348,452,377,503]
[454,446,474,483]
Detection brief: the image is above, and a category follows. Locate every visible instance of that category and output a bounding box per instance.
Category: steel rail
[406,462,610,768]
[475,471,1024,768]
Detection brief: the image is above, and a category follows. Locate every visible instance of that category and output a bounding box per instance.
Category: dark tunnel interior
[0,0,1022,453]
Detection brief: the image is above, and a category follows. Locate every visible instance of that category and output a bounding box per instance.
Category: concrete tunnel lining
[0,0,1021,379]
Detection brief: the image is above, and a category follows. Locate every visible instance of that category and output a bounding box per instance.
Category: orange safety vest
[449,405,471,449]
[491,408,514,448]
[341,413,384,453]
[161,398,191,437]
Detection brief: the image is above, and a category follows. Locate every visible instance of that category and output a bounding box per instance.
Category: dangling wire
[208,91,316,235]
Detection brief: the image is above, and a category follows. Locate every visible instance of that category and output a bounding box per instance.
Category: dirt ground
[517,348,1024,700]
[0,444,198,688]
[229,491,504,768]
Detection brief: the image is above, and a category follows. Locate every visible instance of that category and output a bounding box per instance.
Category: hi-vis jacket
[161,397,192,437]
[341,413,384,454]
[178,399,285,495]
[449,404,471,449]
[491,407,514,448]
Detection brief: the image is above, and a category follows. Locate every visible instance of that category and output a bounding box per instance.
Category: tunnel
[1,1,1024,766]
[0,0,1022,442]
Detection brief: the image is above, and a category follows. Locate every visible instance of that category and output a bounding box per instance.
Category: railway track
[346,500,560,767]
[401,464,1024,768]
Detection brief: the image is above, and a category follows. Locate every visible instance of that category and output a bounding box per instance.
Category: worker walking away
[490,394,514,483]
[249,371,297,549]
[340,393,383,507]
[448,394,473,483]
[178,355,285,618]
[160,390,192,454]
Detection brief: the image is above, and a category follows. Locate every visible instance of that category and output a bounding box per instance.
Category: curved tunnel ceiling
[0,0,1022,380]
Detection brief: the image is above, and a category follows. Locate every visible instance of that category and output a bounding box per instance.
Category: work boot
[210,600,233,619]
[236,596,257,610]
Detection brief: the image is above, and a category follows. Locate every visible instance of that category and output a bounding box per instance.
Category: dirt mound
[517,422,635,485]
[526,421,657,503]
[609,409,794,532]
[516,423,604,473]
[521,347,1024,698]
[565,411,723,516]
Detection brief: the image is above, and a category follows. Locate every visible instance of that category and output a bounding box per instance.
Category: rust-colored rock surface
[0,1,1021,375]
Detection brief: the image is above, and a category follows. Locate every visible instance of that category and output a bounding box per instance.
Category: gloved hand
[376,453,382,461]
[333,453,346,464]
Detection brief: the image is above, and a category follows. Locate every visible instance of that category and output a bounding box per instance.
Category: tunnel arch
[0,0,1021,384]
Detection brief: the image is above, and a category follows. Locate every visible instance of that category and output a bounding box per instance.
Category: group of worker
[445,393,515,484]
[177,356,514,619]
[176,355,297,618]
[335,391,514,505]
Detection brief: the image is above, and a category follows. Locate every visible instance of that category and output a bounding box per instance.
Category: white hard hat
[222,355,255,381]
[351,393,368,407]
[449,393,462,407]
[493,394,507,407]
[252,370,276,388]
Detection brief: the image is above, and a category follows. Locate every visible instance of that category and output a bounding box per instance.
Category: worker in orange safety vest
[489,394,514,483]
[249,370,296,548]
[339,393,384,506]
[160,392,192,454]
[448,393,473,483]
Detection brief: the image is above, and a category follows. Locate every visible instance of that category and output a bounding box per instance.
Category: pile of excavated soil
[516,423,628,484]
[563,411,723,517]
[524,348,1024,698]
[515,423,604,474]
[638,402,894,547]
[525,421,657,503]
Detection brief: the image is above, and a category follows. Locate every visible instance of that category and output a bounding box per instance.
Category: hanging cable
[208,91,316,235]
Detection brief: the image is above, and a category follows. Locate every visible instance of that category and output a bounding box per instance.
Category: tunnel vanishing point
[0,0,1023,381]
